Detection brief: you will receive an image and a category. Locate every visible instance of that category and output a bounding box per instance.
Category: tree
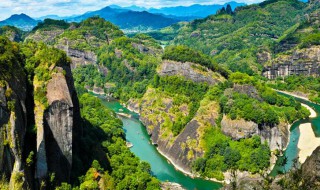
[224,147,241,169]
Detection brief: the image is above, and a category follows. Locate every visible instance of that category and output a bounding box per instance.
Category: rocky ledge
[158,60,224,85]
[221,115,289,150]
[263,46,320,79]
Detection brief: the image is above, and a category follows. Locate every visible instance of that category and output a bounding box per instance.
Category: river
[100,100,223,190]
[96,92,320,189]
[270,92,320,176]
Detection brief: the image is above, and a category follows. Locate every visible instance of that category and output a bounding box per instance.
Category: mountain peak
[6,13,35,21]
[0,13,38,31]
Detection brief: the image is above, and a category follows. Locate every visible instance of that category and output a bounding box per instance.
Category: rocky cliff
[158,60,224,85]
[35,63,79,186]
[43,69,75,183]
[222,146,320,190]
[263,46,320,79]
[132,88,220,173]
[26,29,64,44]
[0,38,28,188]
[0,37,80,188]
[55,41,97,69]
[221,115,289,150]
[221,85,289,150]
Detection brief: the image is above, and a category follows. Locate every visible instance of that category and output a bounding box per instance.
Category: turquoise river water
[270,92,320,176]
[100,100,223,190]
[96,92,320,189]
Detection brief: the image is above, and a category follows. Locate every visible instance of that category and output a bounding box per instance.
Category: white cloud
[0,0,264,20]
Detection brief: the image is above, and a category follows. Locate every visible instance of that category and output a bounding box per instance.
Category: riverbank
[301,103,317,118]
[298,122,320,164]
[156,148,232,184]
[274,90,310,101]
[298,103,318,164]
[276,91,319,163]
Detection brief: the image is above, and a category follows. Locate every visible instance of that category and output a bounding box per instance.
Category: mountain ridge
[0,13,38,31]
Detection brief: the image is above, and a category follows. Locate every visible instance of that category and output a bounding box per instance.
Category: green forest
[0,0,319,189]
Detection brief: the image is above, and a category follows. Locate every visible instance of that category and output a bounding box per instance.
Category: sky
[0,0,264,20]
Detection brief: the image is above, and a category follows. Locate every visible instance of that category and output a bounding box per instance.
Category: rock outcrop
[221,115,289,150]
[26,29,64,44]
[159,60,224,85]
[263,46,320,79]
[221,115,258,140]
[224,84,262,101]
[221,85,289,150]
[55,42,97,69]
[35,65,79,185]
[0,58,28,188]
[301,146,320,184]
[44,70,74,183]
[136,88,220,173]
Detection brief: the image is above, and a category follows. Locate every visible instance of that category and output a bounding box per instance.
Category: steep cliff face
[0,26,23,42]
[263,46,320,79]
[221,85,289,150]
[55,42,97,69]
[26,29,64,44]
[301,146,320,184]
[0,81,27,189]
[221,115,289,150]
[44,70,74,183]
[0,38,28,188]
[133,88,220,172]
[35,66,79,185]
[158,60,224,85]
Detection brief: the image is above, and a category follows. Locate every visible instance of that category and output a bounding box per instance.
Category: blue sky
[0,0,264,20]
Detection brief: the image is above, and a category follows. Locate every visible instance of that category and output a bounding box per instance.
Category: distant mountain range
[0,14,38,31]
[65,6,181,31]
[110,1,246,18]
[0,2,245,31]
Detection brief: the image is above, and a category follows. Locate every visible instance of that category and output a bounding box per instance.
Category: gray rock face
[224,84,262,101]
[35,67,79,185]
[0,67,27,188]
[221,115,289,150]
[221,115,258,140]
[138,95,219,173]
[44,71,75,183]
[55,44,97,69]
[140,116,203,173]
[159,60,222,85]
[263,46,320,79]
[301,146,320,183]
[258,123,288,150]
[257,51,272,64]
[132,43,155,55]
[26,29,64,44]
[44,101,73,182]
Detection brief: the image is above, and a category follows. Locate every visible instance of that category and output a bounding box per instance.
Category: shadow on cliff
[70,117,112,185]
[43,117,71,187]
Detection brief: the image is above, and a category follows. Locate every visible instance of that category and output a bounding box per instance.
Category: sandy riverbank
[297,102,318,164]
[298,123,320,164]
[301,103,317,118]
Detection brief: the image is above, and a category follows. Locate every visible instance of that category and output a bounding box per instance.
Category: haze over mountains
[110,1,246,18]
[0,2,246,31]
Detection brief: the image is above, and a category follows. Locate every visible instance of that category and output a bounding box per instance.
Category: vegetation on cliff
[66,93,160,189]
[1,0,319,187]
[269,75,320,104]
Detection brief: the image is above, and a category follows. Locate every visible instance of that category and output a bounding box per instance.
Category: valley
[0,0,320,189]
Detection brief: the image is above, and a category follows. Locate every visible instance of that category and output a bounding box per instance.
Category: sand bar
[298,123,320,164]
[301,103,317,118]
